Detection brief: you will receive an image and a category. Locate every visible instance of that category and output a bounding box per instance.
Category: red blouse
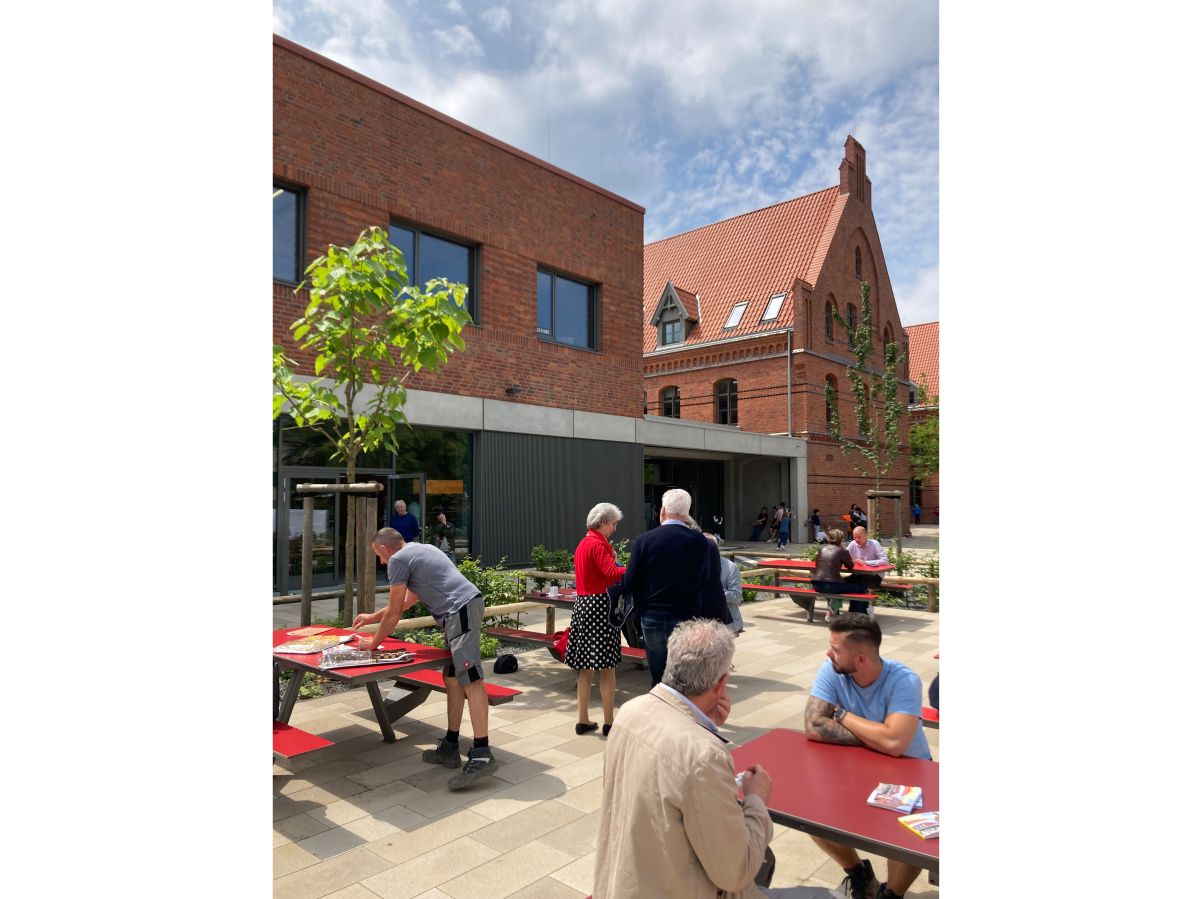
[574,528,626,594]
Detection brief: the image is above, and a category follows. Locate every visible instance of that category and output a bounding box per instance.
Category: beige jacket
[593,685,772,898]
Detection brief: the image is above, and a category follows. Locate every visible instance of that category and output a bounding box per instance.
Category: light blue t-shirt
[811,657,932,759]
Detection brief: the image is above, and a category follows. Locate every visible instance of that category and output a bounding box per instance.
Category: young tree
[273,226,472,616]
[824,281,906,537]
[909,379,939,481]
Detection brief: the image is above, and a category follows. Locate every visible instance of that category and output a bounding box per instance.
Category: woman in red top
[564,502,626,736]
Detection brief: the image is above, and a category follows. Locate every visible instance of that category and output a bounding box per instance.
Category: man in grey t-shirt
[353,527,498,790]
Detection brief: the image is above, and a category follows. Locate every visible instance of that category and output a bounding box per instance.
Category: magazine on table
[897,811,939,839]
[866,783,924,813]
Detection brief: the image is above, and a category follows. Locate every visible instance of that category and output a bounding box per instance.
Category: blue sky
[273,0,939,325]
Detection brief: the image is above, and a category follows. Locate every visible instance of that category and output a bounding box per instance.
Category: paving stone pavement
[273,587,941,899]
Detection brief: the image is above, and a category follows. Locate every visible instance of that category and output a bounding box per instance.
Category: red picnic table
[730,728,938,875]
[273,627,451,744]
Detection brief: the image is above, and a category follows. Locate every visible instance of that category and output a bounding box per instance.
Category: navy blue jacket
[623,521,711,619]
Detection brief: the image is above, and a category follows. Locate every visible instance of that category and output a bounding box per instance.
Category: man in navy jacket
[623,488,712,685]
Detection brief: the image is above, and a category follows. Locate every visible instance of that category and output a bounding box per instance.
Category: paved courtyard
[273,583,940,899]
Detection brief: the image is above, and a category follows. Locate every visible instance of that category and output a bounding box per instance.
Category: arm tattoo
[804,696,864,747]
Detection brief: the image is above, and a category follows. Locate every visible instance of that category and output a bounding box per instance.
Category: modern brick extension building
[272,35,806,588]
[641,137,915,539]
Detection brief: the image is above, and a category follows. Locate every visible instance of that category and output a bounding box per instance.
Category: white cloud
[480,5,510,33]
[273,0,938,319]
[433,23,484,57]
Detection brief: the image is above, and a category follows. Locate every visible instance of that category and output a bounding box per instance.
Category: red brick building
[904,321,939,524]
[641,137,914,536]
[272,36,808,586]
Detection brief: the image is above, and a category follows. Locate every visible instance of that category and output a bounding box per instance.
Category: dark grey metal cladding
[474,432,644,567]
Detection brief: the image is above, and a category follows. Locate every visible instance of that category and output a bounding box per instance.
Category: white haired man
[594,618,821,898]
[622,488,712,685]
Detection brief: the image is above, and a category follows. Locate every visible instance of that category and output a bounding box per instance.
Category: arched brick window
[660,386,680,418]
[854,247,862,280]
[883,322,894,348]
[714,379,738,425]
[824,300,835,341]
[846,304,857,347]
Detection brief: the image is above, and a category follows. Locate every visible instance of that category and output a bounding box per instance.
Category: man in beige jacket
[593,619,820,898]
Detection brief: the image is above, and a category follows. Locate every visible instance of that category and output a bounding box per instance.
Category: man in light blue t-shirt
[804,613,931,899]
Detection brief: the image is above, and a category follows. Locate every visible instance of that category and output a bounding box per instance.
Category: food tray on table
[318,647,416,669]
[274,634,355,654]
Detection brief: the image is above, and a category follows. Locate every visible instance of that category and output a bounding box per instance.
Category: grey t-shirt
[386,542,478,620]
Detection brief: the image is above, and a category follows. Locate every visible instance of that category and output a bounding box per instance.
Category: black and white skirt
[564,593,621,671]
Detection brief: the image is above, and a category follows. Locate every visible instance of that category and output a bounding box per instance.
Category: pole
[344,496,357,627]
[359,493,375,617]
[301,496,314,626]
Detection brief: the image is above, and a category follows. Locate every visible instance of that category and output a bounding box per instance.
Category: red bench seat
[391,667,522,705]
[273,722,333,759]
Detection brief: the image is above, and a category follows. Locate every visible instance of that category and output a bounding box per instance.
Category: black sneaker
[421,738,463,769]
[837,859,879,899]
[447,752,498,790]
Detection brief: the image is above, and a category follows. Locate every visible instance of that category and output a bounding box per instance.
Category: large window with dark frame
[660,386,680,418]
[273,183,304,284]
[714,378,738,425]
[537,268,597,349]
[388,222,478,319]
[846,303,857,347]
[824,300,835,341]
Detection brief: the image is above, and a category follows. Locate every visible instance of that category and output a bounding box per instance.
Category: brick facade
[274,36,645,417]
[643,138,913,532]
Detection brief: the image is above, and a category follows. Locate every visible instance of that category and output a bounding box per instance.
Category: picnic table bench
[273,722,333,759]
[742,576,879,622]
[483,625,647,665]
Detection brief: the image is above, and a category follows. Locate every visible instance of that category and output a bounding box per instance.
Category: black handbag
[606,582,634,628]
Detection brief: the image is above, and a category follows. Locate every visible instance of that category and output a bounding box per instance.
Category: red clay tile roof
[903,321,939,400]
[671,285,700,321]
[643,187,841,353]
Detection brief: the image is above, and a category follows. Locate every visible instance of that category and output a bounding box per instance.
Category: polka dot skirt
[564,593,621,671]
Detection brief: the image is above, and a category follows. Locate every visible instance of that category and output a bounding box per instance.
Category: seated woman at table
[812,528,873,623]
[563,502,626,736]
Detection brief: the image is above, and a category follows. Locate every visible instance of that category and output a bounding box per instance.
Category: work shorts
[439,593,485,688]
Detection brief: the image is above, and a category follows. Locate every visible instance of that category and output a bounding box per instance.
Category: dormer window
[651,281,699,348]
[761,292,785,322]
[724,302,748,329]
[660,317,682,346]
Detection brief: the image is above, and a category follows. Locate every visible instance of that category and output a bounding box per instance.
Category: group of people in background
[748,503,794,547]
[389,499,458,561]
